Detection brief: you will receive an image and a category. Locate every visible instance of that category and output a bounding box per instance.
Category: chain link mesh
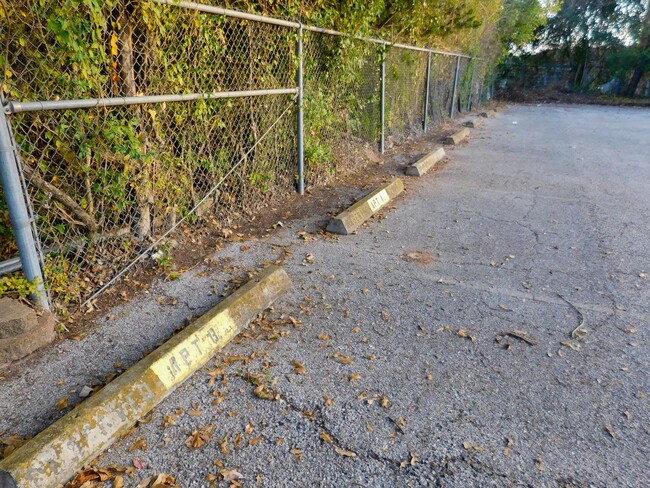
[303,32,382,185]
[384,47,428,146]
[0,0,488,309]
[426,54,458,127]
[0,187,16,261]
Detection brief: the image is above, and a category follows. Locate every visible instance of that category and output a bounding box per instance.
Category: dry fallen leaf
[0,435,28,460]
[604,424,616,438]
[55,396,69,410]
[297,231,317,242]
[323,394,334,408]
[129,438,147,453]
[292,361,306,375]
[380,396,390,408]
[162,409,183,428]
[318,333,331,341]
[560,340,581,351]
[254,384,278,401]
[349,373,362,382]
[220,469,244,482]
[410,451,418,465]
[462,441,486,452]
[290,448,303,462]
[456,329,476,342]
[150,473,177,487]
[289,316,303,327]
[185,425,214,450]
[320,432,334,444]
[335,448,357,457]
[335,356,354,365]
[219,435,229,455]
[249,436,263,446]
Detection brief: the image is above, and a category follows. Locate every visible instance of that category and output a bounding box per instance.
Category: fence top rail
[152,0,473,59]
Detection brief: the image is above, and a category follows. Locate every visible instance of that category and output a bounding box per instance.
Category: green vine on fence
[0,0,533,310]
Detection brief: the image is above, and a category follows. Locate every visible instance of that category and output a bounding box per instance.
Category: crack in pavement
[432,275,650,321]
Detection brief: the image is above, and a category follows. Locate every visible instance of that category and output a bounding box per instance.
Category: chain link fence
[0,0,490,311]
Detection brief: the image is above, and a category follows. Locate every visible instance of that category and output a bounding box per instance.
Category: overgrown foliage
[0,0,509,309]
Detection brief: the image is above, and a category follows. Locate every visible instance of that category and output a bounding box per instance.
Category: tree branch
[22,165,99,234]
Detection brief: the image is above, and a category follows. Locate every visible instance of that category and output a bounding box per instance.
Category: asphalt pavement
[1,103,649,487]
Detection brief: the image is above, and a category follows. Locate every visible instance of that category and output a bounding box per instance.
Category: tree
[626,0,650,96]
[537,0,646,88]
[498,0,551,56]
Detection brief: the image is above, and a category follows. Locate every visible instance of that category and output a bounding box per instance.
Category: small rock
[79,385,94,398]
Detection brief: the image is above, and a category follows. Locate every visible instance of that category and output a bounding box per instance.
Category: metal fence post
[450,55,460,118]
[423,51,431,131]
[467,59,474,111]
[0,106,49,311]
[379,47,386,154]
[296,24,305,195]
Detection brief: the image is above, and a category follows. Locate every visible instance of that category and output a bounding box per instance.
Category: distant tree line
[501,0,650,97]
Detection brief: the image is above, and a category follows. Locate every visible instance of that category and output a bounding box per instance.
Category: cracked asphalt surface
[2,104,650,487]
